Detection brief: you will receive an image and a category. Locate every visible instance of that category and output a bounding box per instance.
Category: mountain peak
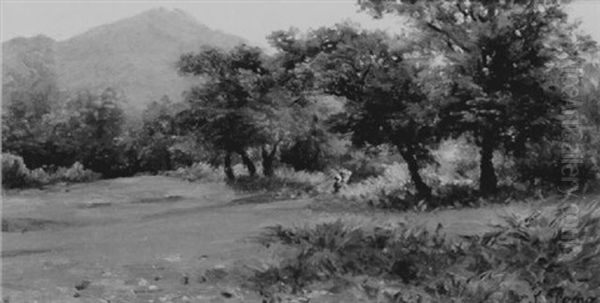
[142,7,195,18]
[130,7,205,26]
[3,7,247,113]
[3,7,248,113]
[63,7,246,49]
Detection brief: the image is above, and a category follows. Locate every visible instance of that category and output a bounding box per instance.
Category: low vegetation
[2,153,99,189]
[245,201,600,302]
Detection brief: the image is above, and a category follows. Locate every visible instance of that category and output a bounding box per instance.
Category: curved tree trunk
[398,145,432,200]
[224,151,235,181]
[261,143,278,177]
[479,135,498,195]
[238,149,256,177]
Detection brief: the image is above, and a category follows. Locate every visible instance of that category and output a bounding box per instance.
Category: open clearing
[1,176,587,302]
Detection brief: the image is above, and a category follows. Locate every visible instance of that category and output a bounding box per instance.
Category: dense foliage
[2,153,99,189]
[360,0,598,195]
[268,25,442,198]
[176,44,344,180]
[248,202,600,302]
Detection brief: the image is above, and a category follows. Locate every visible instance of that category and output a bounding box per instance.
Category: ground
[0,176,577,302]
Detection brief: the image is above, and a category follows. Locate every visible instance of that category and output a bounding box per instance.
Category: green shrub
[432,182,479,207]
[251,220,462,296]
[2,153,99,189]
[512,135,599,189]
[338,145,401,182]
[421,202,600,302]
[251,220,394,294]
[226,168,326,197]
[2,153,35,188]
[55,162,100,183]
[512,140,562,186]
[164,163,328,197]
[28,167,51,185]
[340,162,410,200]
[248,202,600,302]
[461,202,600,297]
[275,167,327,190]
[164,162,224,182]
[429,138,479,186]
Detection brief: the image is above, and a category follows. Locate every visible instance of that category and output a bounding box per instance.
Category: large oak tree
[269,25,441,198]
[361,0,597,194]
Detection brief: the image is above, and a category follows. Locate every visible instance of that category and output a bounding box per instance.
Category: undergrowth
[2,153,100,189]
[245,201,600,302]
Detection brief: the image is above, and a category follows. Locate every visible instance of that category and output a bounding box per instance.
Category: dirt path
[2,176,314,302]
[1,176,560,303]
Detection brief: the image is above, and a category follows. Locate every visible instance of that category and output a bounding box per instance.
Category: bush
[513,135,599,189]
[275,167,327,190]
[55,162,100,183]
[163,162,224,182]
[311,162,445,212]
[512,140,563,186]
[338,145,401,182]
[460,202,600,298]
[28,167,51,185]
[226,167,327,198]
[247,202,600,302]
[2,153,35,188]
[249,220,461,299]
[2,153,99,189]
[432,182,478,206]
[429,138,479,186]
[339,162,410,200]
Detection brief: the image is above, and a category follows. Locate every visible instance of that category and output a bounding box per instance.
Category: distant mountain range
[2,8,247,113]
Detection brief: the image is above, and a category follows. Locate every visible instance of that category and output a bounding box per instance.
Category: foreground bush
[459,202,600,299]
[247,201,600,302]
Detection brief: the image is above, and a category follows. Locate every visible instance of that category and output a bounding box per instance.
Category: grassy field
[1,176,597,302]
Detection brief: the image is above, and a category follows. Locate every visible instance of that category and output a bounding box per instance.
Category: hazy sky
[2,0,600,48]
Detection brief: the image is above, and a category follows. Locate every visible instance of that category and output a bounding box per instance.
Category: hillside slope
[2,8,247,112]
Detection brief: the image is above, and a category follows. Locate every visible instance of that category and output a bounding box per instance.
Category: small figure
[332,168,352,193]
[333,172,343,193]
[339,168,352,184]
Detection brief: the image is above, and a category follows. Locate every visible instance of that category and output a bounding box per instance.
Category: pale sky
[1,0,600,48]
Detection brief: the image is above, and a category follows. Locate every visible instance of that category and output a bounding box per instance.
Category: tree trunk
[238,150,256,177]
[261,144,278,177]
[479,135,498,195]
[224,151,235,181]
[398,146,432,200]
